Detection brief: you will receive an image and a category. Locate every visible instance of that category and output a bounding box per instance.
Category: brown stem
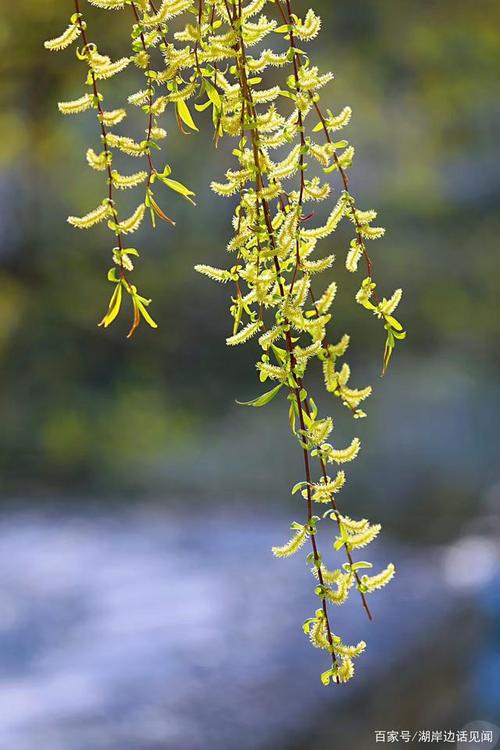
[299,385,373,620]
[232,7,339,675]
[73,0,127,279]
[130,2,156,187]
[278,0,377,294]
[275,0,373,619]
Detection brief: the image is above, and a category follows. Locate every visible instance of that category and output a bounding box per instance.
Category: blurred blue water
[0,507,496,750]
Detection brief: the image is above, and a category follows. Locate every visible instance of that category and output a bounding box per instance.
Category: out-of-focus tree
[0,1,498,503]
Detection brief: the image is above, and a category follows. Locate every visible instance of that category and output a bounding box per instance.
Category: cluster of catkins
[45,0,404,685]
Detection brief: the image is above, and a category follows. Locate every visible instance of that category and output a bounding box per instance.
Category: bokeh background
[0,1,499,748]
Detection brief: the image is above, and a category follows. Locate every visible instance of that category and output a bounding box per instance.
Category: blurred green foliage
[0,1,499,523]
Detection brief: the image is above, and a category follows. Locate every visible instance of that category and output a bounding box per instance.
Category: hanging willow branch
[45,0,404,685]
[45,0,196,336]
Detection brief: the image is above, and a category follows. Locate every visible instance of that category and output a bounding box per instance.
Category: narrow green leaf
[291,481,308,495]
[205,79,222,110]
[176,99,198,132]
[343,561,373,572]
[236,383,283,407]
[321,669,334,686]
[158,175,196,205]
[99,282,122,328]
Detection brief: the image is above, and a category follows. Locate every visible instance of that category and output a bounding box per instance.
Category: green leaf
[99,282,122,329]
[135,299,157,329]
[176,99,198,132]
[291,481,308,495]
[314,585,324,598]
[157,175,196,205]
[343,561,373,572]
[320,668,334,686]
[323,162,338,174]
[386,315,403,331]
[288,401,297,434]
[205,79,222,110]
[194,99,212,113]
[271,344,287,364]
[107,268,120,283]
[236,383,283,407]
[302,618,315,634]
